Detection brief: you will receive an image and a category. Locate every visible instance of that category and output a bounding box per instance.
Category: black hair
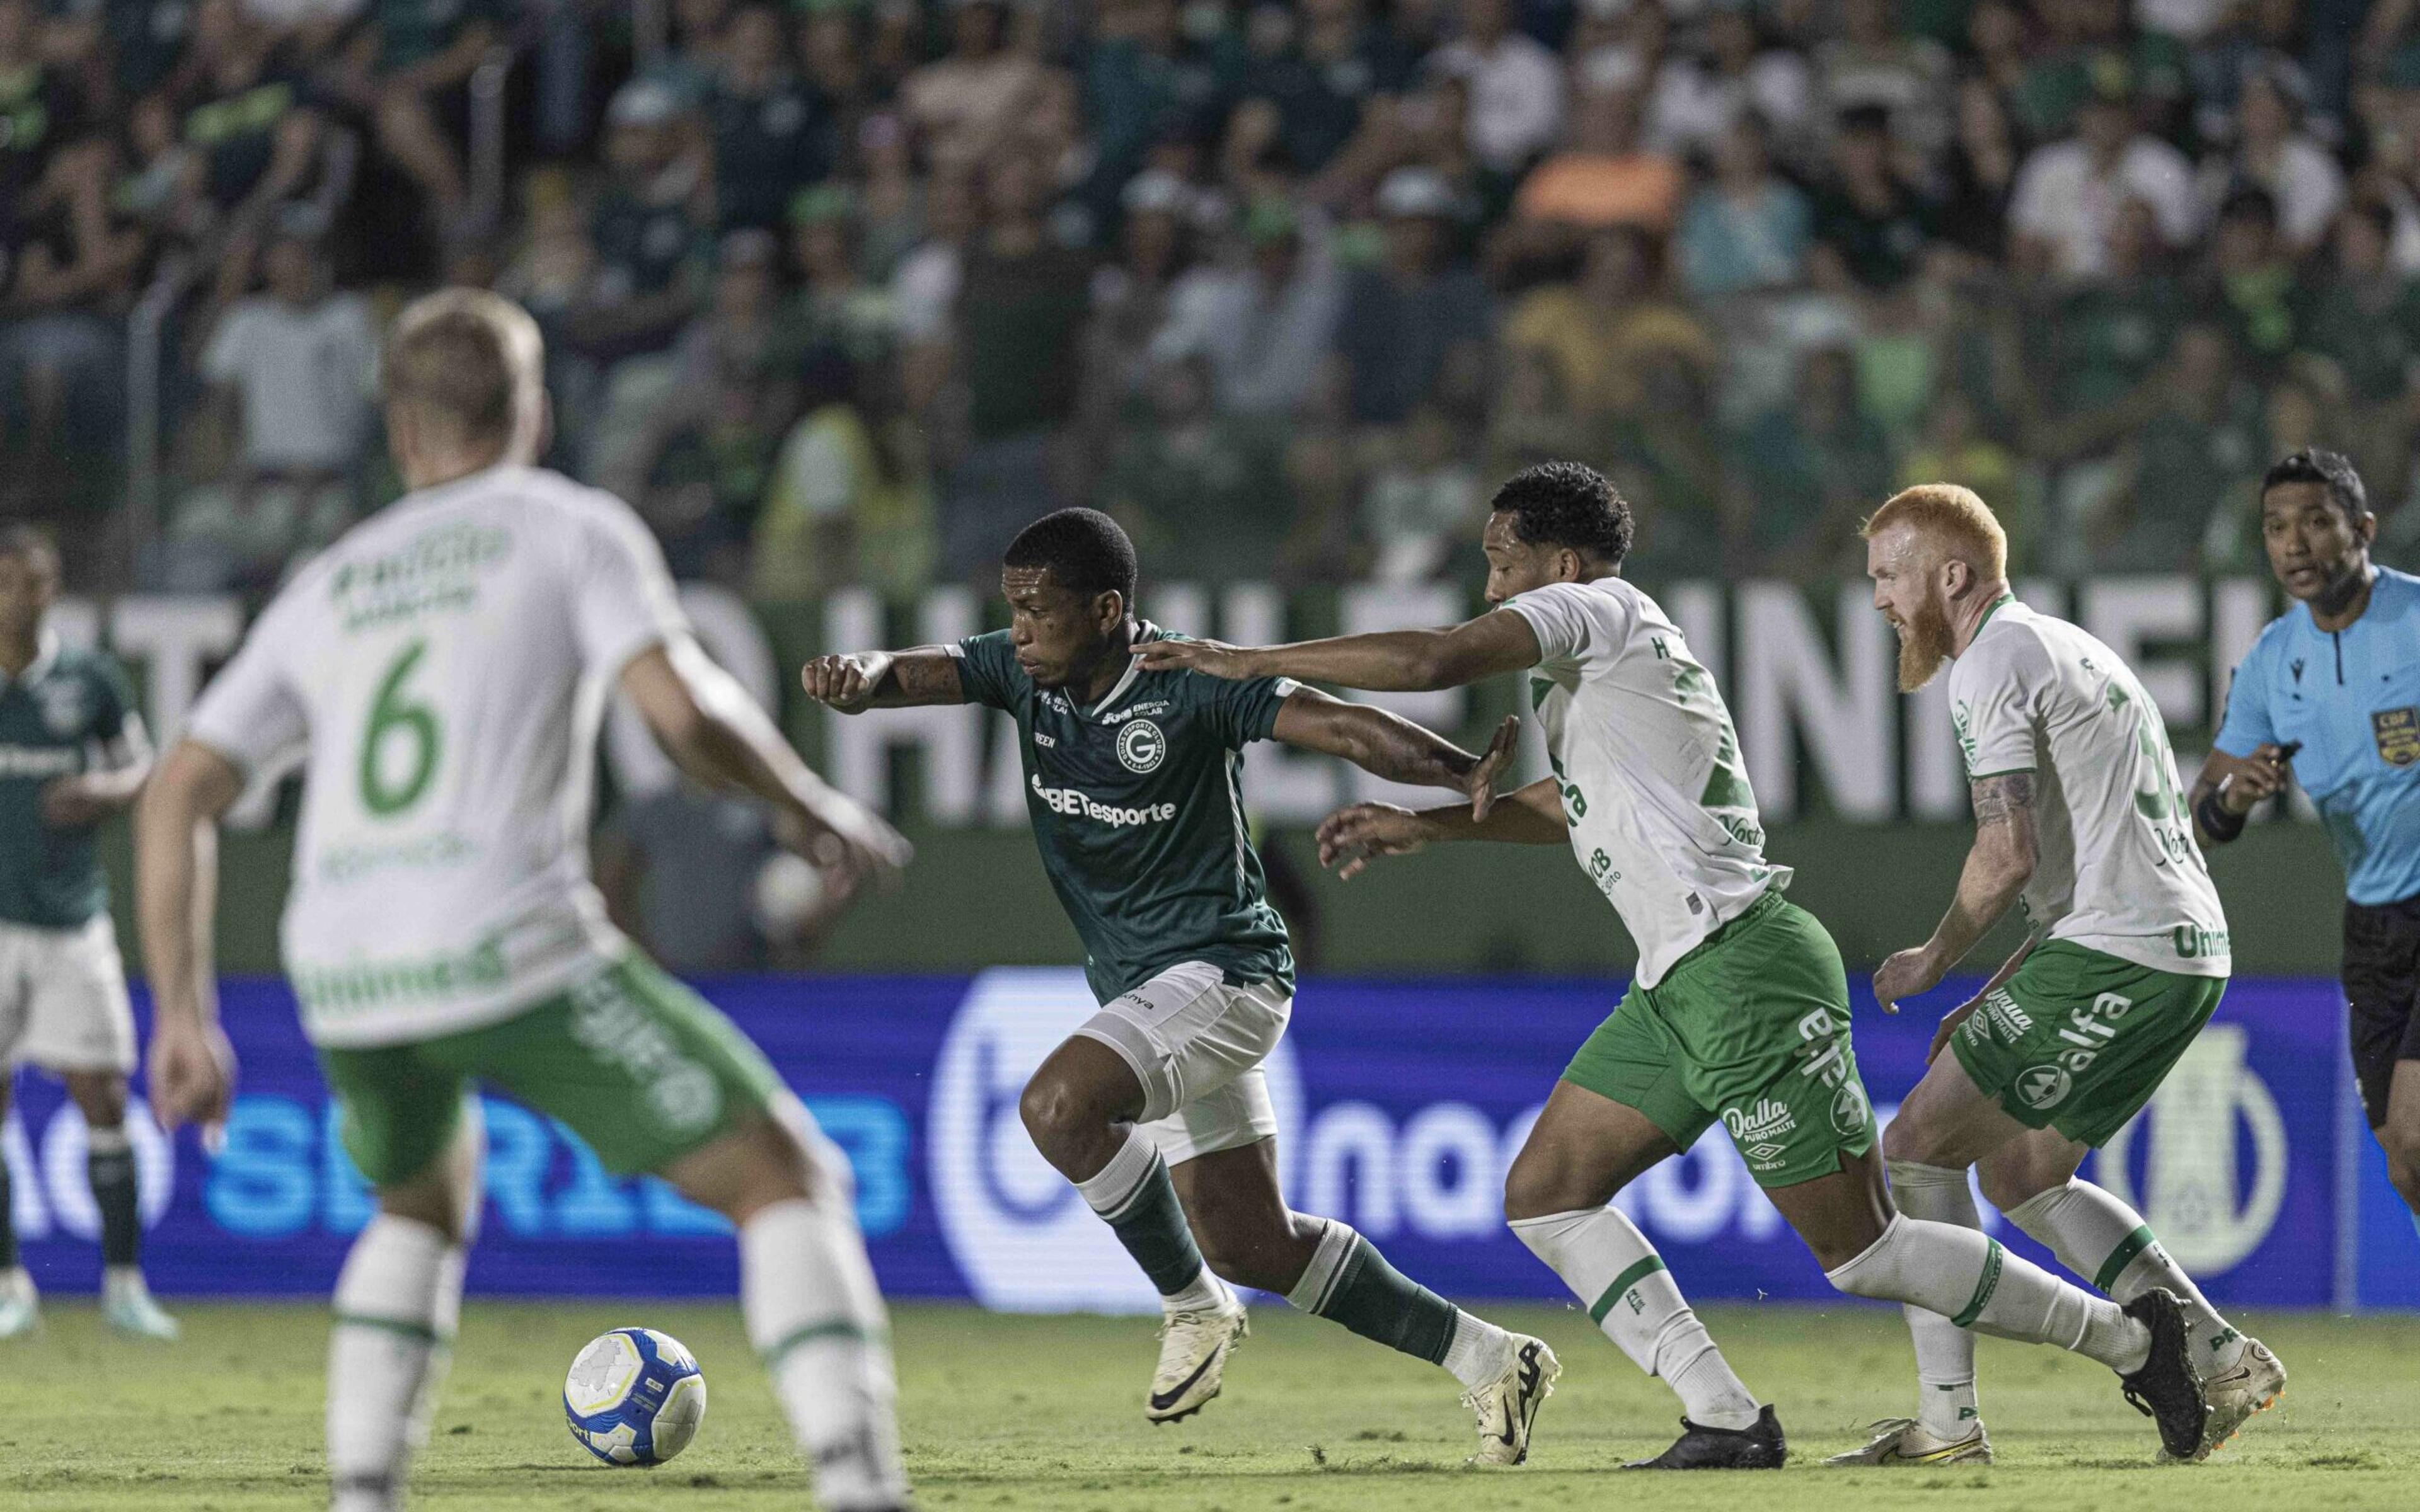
[1004,508,1140,608]
[2220,186,2279,231]
[1489,462,1634,568]
[2261,447,2369,523]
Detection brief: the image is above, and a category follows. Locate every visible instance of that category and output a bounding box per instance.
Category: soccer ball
[564,1327,708,1466]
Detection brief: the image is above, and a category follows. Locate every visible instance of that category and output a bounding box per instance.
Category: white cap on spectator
[1376,167,1456,220]
[1121,170,1188,217]
[608,79,683,129]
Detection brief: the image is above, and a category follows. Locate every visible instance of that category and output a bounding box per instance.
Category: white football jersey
[1502,578,1789,987]
[186,466,690,1046]
[1945,598,2230,976]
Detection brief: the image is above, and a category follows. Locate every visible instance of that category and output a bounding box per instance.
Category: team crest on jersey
[2016,1064,2072,1110]
[2374,706,2420,767]
[1116,719,1167,774]
[33,677,86,736]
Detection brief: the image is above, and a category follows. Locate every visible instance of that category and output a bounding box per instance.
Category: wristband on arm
[2194,786,2247,843]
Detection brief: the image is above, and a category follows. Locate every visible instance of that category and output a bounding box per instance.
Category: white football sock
[741,1194,909,1512]
[1438,1308,1518,1390]
[326,1215,464,1510]
[2002,1179,2246,1373]
[1887,1162,1983,1438]
[1511,1206,1760,1430]
[1826,1215,2148,1374]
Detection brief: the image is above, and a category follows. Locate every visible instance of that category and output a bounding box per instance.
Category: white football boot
[0,1267,38,1339]
[2184,1337,2285,1462]
[1463,1334,1560,1465]
[1146,1300,1247,1423]
[1827,1416,1994,1466]
[101,1266,181,1341]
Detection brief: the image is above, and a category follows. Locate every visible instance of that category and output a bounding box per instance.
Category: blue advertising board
[3,971,2399,1307]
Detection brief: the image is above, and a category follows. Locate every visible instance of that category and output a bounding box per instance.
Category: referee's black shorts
[2345,891,2420,1128]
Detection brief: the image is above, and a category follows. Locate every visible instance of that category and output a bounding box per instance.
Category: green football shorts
[318,953,785,1188]
[1950,940,2226,1147]
[1562,890,1878,1189]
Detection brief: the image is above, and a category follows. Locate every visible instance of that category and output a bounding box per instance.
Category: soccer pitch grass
[10,1302,2419,1511]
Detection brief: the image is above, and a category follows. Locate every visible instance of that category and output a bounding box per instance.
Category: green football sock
[1286,1220,1457,1365]
[89,1128,140,1268]
[1076,1129,1209,1297]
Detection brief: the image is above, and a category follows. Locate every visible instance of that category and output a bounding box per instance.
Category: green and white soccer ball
[564,1327,708,1466]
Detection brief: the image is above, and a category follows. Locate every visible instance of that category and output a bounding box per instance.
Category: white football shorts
[1073,959,1290,1168]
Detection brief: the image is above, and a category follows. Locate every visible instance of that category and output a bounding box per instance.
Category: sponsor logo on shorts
[1724,1097,1798,1169]
[2015,1064,2072,1110]
[1116,719,1167,774]
[567,975,722,1136]
[1980,988,2031,1040]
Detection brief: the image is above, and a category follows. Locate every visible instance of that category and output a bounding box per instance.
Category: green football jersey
[0,639,140,928]
[953,624,1298,1003]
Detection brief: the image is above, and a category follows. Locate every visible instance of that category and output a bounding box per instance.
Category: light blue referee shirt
[2215,565,2420,907]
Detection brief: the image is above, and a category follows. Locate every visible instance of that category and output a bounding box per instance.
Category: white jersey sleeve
[1946,628,2045,780]
[565,492,691,679]
[185,580,313,772]
[1502,580,1636,672]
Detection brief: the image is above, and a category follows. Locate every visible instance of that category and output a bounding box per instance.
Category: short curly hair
[2261,448,2368,524]
[1003,507,1140,607]
[1489,462,1634,568]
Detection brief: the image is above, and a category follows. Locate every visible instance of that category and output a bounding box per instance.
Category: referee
[2192,449,2420,1220]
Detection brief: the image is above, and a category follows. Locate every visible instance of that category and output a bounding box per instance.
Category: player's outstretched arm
[801,647,967,711]
[1315,777,1568,879]
[1272,688,1519,817]
[40,717,154,828]
[1874,771,2040,1014]
[623,639,913,891]
[1132,609,1543,694]
[134,740,244,1136]
[2187,743,2291,849]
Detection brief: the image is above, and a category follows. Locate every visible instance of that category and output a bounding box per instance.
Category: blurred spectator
[2302,200,2420,500]
[1428,0,1564,176]
[1098,355,1288,580]
[1487,341,1598,477]
[776,184,899,370]
[754,350,935,600]
[2198,58,2342,258]
[1609,348,1728,578]
[1645,3,1812,165]
[324,0,502,226]
[2029,195,2181,456]
[575,80,711,362]
[1511,78,1682,235]
[176,222,374,588]
[1813,0,1953,161]
[1362,401,1480,581]
[1,135,142,513]
[902,0,1048,175]
[1899,387,2026,566]
[1082,0,1233,210]
[0,0,83,213]
[1083,169,1196,439]
[2016,0,2191,144]
[2008,74,2197,280]
[1809,104,1941,294]
[2200,188,2299,372]
[1504,224,1715,420]
[1676,113,1809,298]
[1328,166,1491,425]
[1940,77,2020,263]
[799,2,875,177]
[707,4,826,233]
[1153,195,1342,418]
[1728,343,1893,578]
[2093,321,2262,570]
[938,149,1093,576]
[1242,0,1419,178]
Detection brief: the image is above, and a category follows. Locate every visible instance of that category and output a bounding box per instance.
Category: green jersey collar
[1972,593,2017,638]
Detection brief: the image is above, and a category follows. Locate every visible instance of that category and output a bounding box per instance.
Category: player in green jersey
[804,508,1562,1465]
[0,527,176,1341]
[1852,484,2277,1465]
[1141,463,2211,1467]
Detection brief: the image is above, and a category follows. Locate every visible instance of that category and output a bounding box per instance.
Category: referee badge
[2374,706,2420,768]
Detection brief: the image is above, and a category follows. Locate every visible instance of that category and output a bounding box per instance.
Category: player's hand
[1132,638,1257,680]
[1462,715,1519,822]
[40,776,110,828]
[1872,946,1945,1016]
[148,1016,236,1134]
[2215,742,2291,815]
[787,791,914,893]
[1315,803,1430,880]
[1928,999,1981,1065]
[801,652,893,714]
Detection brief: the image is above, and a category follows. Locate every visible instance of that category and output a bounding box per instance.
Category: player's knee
[1976,1162,2056,1213]
[1501,1142,1602,1221]
[1018,1075,1102,1156]
[1879,1109,1943,1167]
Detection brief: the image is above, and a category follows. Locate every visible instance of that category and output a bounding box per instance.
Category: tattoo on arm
[1970,772,2036,827]
[879,652,965,706]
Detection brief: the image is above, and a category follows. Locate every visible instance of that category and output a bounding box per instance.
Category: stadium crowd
[1,0,2416,593]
